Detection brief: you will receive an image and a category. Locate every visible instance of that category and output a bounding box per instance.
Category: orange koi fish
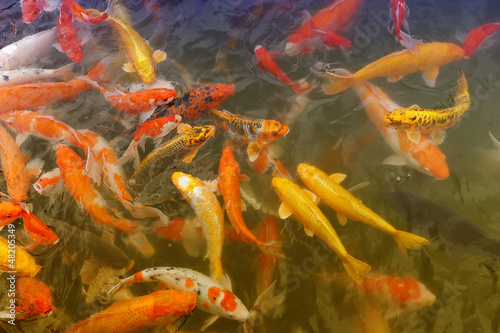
[21,0,58,23]
[285,0,365,55]
[172,172,225,282]
[57,1,83,63]
[218,146,268,248]
[147,83,235,123]
[0,236,41,277]
[21,210,59,250]
[208,108,289,162]
[463,22,500,58]
[56,145,139,231]
[271,176,370,283]
[256,215,283,295]
[33,168,61,196]
[66,0,108,24]
[0,200,23,227]
[153,217,204,257]
[11,276,56,320]
[99,87,177,114]
[0,123,30,203]
[65,290,196,333]
[116,114,181,166]
[297,163,429,255]
[254,45,310,94]
[321,42,464,94]
[350,77,449,179]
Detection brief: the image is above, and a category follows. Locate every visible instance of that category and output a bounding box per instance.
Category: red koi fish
[21,0,58,23]
[390,0,417,52]
[56,145,139,231]
[21,211,59,250]
[65,290,196,333]
[57,1,83,63]
[254,45,310,94]
[462,22,500,58]
[66,0,108,23]
[10,277,56,320]
[0,200,23,228]
[99,87,177,114]
[285,0,365,55]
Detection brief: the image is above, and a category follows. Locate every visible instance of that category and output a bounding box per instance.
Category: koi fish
[33,168,61,196]
[312,28,351,50]
[255,215,283,295]
[65,0,108,24]
[208,108,289,162]
[0,63,74,88]
[21,210,59,250]
[9,276,55,320]
[21,0,58,23]
[320,42,465,94]
[271,176,370,283]
[285,0,365,55]
[65,290,196,333]
[57,1,84,63]
[128,125,215,192]
[350,76,449,179]
[0,200,23,227]
[108,267,250,326]
[462,22,500,58]
[297,163,429,255]
[384,69,471,145]
[0,123,30,203]
[0,236,42,277]
[390,0,418,52]
[153,218,204,257]
[146,83,235,123]
[116,114,181,167]
[0,28,58,70]
[99,87,177,115]
[172,172,225,282]
[254,45,310,94]
[55,145,139,232]
[218,146,268,248]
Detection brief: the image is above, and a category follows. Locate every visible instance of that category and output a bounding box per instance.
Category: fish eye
[163,98,168,101]
[129,179,137,187]
[6,215,11,218]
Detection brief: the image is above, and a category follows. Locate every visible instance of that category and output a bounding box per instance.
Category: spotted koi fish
[172,172,225,282]
[65,290,196,333]
[0,236,41,277]
[146,83,235,123]
[128,125,215,192]
[208,108,289,162]
[385,69,470,145]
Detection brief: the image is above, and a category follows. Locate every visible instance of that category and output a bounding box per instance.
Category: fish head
[148,88,177,105]
[136,59,156,85]
[296,163,316,184]
[271,176,291,198]
[0,201,23,224]
[22,1,45,23]
[185,125,216,147]
[206,286,250,321]
[55,145,86,170]
[384,109,409,129]
[258,120,289,142]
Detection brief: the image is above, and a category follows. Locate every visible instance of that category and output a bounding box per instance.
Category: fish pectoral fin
[303,189,320,204]
[347,182,370,193]
[303,227,314,237]
[329,173,346,184]
[382,154,407,166]
[219,273,233,291]
[15,133,29,147]
[122,62,135,73]
[247,142,264,162]
[177,123,192,134]
[201,315,220,331]
[337,213,348,226]
[422,66,440,87]
[387,73,406,82]
[181,148,199,163]
[406,130,421,144]
[278,202,293,219]
[430,130,446,145]
[239,173,251,181]
[153,50,167,63]
[156,282,167,291]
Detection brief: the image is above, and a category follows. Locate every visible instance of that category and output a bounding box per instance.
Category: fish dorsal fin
[247,142,264,162]
[408,104,421,110]
[278,202,292,219]
[182,148,199,163]
[177,123,191,134]
[337,213,348,226]
[382,154,406,166]
[406,130,421,144]
[329,173,346,184]
[153,50,167,64]
[430,130,446,145]
[304,227,314,237]
[303,189,320,204]
[122,62,135,73]
[422,66,440,87]
[219,274,233,291]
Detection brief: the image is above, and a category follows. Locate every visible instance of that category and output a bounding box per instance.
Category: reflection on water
[1,0,500,332]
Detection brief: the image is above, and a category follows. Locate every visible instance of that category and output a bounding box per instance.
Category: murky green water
[1,0,500,332]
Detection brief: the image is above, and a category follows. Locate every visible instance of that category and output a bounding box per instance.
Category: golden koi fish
[321,42,464,94]
[297,164,429,255]
[271,177,370,283]
[0,236,41,277]
[384,69,471,144]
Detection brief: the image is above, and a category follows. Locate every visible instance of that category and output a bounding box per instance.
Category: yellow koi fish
[271,177,370,283]
[0,236,41,277]
[384,69,471,144]
[297,163,429,255]
[172,172,225,283]
[321,42,464,94]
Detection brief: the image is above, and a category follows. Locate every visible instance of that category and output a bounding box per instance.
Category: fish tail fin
[246,281,286,333]
[54,63,76,81]
[115,141,137,166]
[85,55,115,85]
[342,255,371,284]
[393,230,429,255]
[321,71,354,94]
[399,31,419,54]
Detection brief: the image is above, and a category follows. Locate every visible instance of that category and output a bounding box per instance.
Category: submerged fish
[57,0,84,63]
[0,63,75,88]
[0,236,41,277]
[390,0,417,52]
[383,190,500,259]
[462,22,500,58]
[99,87,177,115]
[384,69,471,145]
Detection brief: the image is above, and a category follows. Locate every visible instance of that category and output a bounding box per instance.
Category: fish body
[171,172,225,282]
[384,69,471,144]
[0,63,75,88]
[100,87,177,114]
[147,83,235,123]
[129,125,215,191]
[0,236,41,277]
[297,163,429,255]
[271,176,370,283]
[254,45,309,94]
[56,145,138,231]
[321,42,465,94]
[0,28,58,70]
[33,168,61,196]
[0,123,30,203]
[57,1,83,63]
[0,200,23,227]
[109,267,250,322]
[21,211,59,249]
[463,22,500,58]
[390,0,417,51]
[13,276,56,320]
[65,290,196,333]
[351,79,449,179]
